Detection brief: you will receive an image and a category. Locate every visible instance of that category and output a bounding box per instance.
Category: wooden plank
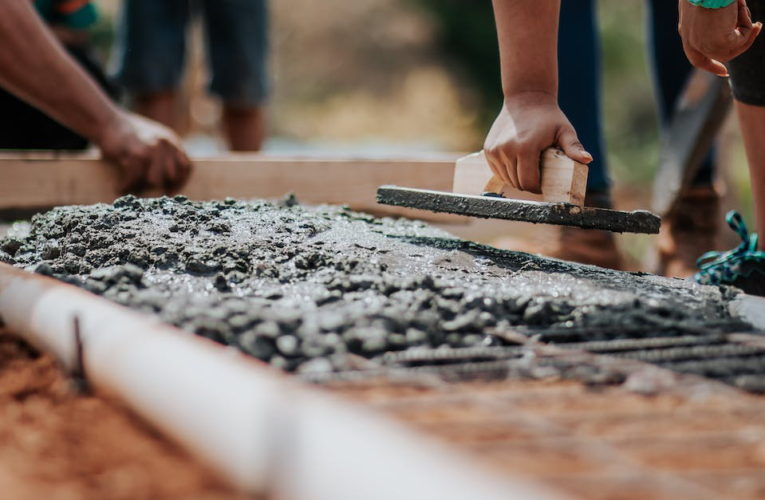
[452,149,588,205]
[0,152,468,223]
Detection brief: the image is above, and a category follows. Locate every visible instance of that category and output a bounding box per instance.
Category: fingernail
[580,150,593,162]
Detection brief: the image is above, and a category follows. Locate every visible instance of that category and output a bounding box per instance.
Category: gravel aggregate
[1,195,747,373]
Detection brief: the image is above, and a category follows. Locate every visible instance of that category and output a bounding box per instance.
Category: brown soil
[0,327,244,500]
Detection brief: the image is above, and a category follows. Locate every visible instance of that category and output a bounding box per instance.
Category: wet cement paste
[0,196,751,378]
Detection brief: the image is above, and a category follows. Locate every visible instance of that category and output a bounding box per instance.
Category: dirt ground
[0,327,243,500]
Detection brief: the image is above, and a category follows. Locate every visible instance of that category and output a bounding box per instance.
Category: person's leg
[202,0,269,151]
[693,1,765,295]
[112,0,190,131]
[537,0,626,270]
[646,0,715,187]
[134,91,178,130]
[221,105,266,152]
[646,0,721,277]
[728,0,765,245]
[736,102,765,242]
[558,0,609,195]
[695,99,765,295]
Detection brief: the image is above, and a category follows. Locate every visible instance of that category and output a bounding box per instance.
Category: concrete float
[0,263,564,500]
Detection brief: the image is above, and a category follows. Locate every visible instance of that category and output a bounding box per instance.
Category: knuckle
[521,165,539,182]
[513,142,528,156]
[135,144,152,159]
[126,157,145,171]
[700,42,715,54]
[515,141,533,157]
[497,139,519,155]
[704,38,729,54]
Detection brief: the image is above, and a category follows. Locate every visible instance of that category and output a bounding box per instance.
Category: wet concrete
[377,186,662,234]
[0,196,746,374]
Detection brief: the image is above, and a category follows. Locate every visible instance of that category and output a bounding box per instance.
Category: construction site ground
[325,369,765,500]
[4,320,765,500]
[2,197,765,499]
[0,327,244,500]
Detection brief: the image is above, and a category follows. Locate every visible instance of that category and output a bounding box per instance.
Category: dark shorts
[728,0,765,106]
[113,0,269,108]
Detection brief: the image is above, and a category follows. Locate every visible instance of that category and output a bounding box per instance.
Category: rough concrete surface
[0,196,750,377]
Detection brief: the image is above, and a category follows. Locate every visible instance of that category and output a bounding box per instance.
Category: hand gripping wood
[453,148,589,206]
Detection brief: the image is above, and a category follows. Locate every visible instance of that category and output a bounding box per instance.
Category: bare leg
[134,91,178,132]
[734,100,765,245]
[222,105,265,152]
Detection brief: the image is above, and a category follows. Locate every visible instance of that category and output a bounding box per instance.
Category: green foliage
[89,14,116,66]
[598,2,659,187]
[408,0,503,127]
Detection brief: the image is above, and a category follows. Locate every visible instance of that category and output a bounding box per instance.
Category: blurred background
[89,0,752,260]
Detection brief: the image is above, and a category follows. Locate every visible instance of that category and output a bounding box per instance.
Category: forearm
[0,0,121,145]
[491,0,560,98]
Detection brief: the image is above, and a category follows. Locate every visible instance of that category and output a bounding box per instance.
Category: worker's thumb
[558,127,593,165]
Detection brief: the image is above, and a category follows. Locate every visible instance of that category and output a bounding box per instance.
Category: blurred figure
[113,0,270,151]
[489,0,720,275]
[0,0,117,150]
[679,0,765,296]
[554,0,720,274]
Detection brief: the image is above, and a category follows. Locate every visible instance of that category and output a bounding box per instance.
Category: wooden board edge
[0,155,470,224]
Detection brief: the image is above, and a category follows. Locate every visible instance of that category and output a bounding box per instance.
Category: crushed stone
[1,195,748,373]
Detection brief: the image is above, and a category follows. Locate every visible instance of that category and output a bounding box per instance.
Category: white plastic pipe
[0,263,566,500]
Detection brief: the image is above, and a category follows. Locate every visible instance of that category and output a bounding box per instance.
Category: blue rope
[694,211,765,286]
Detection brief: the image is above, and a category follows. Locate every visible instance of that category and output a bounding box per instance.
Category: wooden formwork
[0,152,468,223]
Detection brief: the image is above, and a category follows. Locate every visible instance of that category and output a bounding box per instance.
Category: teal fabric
[695,211,765,286]
[35,0,98,29]
[685,0,736,9]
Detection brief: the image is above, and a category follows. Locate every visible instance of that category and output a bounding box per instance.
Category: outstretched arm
[485,0,591,193]
[0,0,190,193]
